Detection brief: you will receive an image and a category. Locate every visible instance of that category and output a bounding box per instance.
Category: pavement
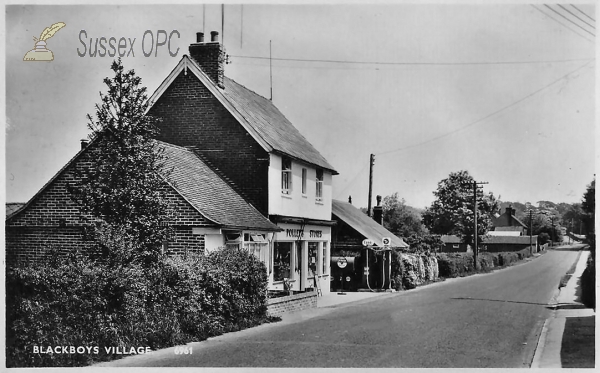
[531,245,595,368]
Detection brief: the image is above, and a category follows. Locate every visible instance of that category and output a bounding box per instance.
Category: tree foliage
[69,59,171,264]
[382,193,427,239]
[582,178,595,253]
[422,170,499,246]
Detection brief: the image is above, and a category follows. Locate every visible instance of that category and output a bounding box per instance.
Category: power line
[334,162,369,199]
[531,5,595,43]
[557,4,595,29]
[544,4,595,37]
[230,54,592,67]
[571,4,595,22]
[376,59,594,157]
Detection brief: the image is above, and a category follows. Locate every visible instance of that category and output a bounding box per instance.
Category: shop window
[301,168,307,195]
[316,169,323,201]
[308,242,318,277]
[282,157,292,194]
[322,242,329,275]
[294,242,303,280]
[274,242,292,281]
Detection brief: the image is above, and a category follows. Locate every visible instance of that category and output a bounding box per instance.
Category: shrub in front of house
[6,246,270,367]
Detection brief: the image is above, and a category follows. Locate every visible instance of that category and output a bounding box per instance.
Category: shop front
[270,222,332,294]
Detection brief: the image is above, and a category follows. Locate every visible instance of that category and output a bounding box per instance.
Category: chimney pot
[80,139,89,150]
[348,196,352,204]
[196,32,204,43]
[210,31,219,42]
[376,195,382,206]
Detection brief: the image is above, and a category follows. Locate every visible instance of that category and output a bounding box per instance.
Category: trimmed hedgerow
[6,246,271,367]
[436,247,533,278]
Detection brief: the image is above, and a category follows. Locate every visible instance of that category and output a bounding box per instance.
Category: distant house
[491,206,528,235]
[440,234,538,253]
[481,235,538,253]
[440,235,471,253]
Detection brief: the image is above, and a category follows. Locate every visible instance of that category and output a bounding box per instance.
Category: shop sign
[337,257,348,269]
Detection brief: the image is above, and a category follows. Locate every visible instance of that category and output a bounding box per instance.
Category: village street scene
[4,3,596,370]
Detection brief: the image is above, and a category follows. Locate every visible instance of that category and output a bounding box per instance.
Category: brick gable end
[148,71,269,216]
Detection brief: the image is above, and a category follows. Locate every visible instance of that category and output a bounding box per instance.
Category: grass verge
[559,249,584,288]
[561,316,595,368]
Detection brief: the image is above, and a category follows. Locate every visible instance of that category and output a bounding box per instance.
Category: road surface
[98,246,583,368]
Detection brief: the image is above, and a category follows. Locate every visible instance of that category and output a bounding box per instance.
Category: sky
[4,1,597,211]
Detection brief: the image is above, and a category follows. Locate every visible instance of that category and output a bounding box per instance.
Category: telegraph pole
[367,154,375,217]
[550,216,555,247]
[529,209,533,255]
[465,180,488,269]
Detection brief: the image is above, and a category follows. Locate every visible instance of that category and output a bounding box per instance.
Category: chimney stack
[189,30,225,89]
[373,195,383,226]
[80,139,89,150]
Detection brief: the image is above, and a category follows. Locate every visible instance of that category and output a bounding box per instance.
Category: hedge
[436,247,532,278]
[6,246,272,367]
[581,255,595,309]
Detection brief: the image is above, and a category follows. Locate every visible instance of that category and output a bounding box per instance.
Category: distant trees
[382,193,427,239]
[380,193,443,253]
[422,170,499,247]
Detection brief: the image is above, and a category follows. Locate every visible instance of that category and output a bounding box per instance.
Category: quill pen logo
[23,22,66,62]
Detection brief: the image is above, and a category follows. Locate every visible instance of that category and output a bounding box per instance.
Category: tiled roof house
[7,31,338,295]
[143,31,338,293]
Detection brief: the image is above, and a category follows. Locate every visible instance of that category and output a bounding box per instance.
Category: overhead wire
[557,4,595,29]
[543,4,595,37]
[531,4,595,43]
[376,59,594,157]
[230,54,592,67]
[571,4,595,22]
[335,60,593,199]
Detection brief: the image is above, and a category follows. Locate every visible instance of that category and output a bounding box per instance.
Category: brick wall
[266,292,317,316]
[6,142,214,266]
[148,71,270,216]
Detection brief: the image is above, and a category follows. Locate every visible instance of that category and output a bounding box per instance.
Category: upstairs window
[282,157,292,194]
[316,169,323,201]
[301,168,307,195]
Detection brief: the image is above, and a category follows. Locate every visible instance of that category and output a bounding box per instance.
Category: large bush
[581,255,595,309]
[6,246,270,367]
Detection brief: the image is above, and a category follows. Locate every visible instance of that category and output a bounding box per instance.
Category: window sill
[273,279,297,285]
[315,200,324,205]
[281,194,292,200]
[302,194,308,199]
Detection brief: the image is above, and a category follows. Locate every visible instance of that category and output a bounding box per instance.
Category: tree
[382,193,427,239]
[582,178,595,255]
[69,59,171,265]
[422,170,499,248]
